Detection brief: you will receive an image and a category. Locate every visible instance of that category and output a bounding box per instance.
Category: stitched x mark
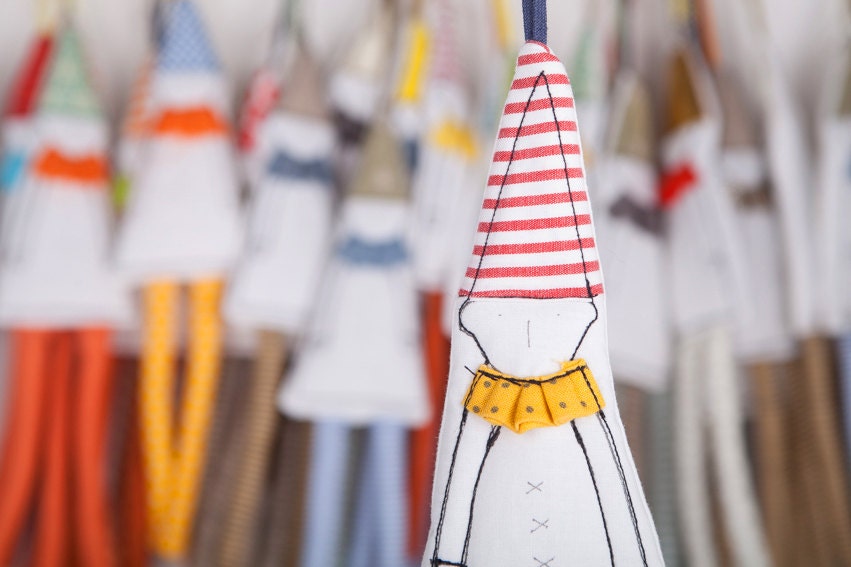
[526,481,544,494]
[533,557,555,567]
[531,518,549,533]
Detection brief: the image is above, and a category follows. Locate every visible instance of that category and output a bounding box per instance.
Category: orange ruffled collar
[33,148,108,184]
[152,107,228,137]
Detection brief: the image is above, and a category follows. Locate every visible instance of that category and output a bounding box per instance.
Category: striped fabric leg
[787,355,833,566]
[675,332,716,567]
[164,279,224,558]
[373,423,409,567]
[191,357,251,565]
[648,389,682,566]
[257,419,312,567]
[139,281,179,553]
[220,330,287,567]
[839,333,851,474]
[300,421,352,567]
[74,328,117,567]
[800,336,851,564]
[0,329,52,565]
[347,434,377,567]
[703,326,769,567]
[750,361,793,567]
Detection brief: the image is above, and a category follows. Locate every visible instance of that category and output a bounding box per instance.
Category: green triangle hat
[38,27,101,118]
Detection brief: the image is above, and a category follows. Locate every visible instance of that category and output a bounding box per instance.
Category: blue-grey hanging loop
[522,0,547,44]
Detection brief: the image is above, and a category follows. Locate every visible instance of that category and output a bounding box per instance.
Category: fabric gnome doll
[114,0,242,559]
[218,42,336,567]
[280,120,429,566]
[423,4,663,565]
[0,25,131,566]
[661,46,770,567]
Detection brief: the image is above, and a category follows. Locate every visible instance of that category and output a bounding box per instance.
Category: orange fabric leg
[0,329,52,565]
[121,397,148,567]
[409,292,449,556]
[73,328,117,567]
[32,332,72,567]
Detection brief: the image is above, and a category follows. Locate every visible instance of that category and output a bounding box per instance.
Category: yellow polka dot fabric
[162,279,223,557]
[139,281,179,553]
[464,359,605,434]
[139,279,224,559]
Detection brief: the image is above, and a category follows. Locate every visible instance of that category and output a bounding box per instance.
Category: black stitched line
[542,73,600,360]
[580,368,647,566]
[460,425,502,564]
[431,367,489,562]
[572,420,615,567]
[476,364,586,384]
[431,409,471,563]
[458,71,545,366]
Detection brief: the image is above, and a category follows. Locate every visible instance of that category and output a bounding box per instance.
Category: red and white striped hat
[459,41,603,300]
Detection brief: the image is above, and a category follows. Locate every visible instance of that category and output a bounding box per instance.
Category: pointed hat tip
[157,0,220,73]
[38,27,101,118]
[459,42,604,300]
[350,121,409,200]
[665,48,702,133]
[613,78,654,161]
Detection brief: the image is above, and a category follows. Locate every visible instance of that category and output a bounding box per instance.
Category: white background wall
[0,0,846,124]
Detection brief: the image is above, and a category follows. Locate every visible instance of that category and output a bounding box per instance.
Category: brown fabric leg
[802,336,851,564]
[258,419,312,567]
[190,356,251,566]
[219,331,287,567]
[750,361,793,567]
[616,383,647,483]
[788,354,834,566]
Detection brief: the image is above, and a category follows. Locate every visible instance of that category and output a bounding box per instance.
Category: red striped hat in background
[459,40,603,300]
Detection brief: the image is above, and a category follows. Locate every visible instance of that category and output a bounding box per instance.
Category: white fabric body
[816,118,851,333]
[662,120,752,333]
[0,114,132,327]
[763,61,816,337]
[424,296,663,566]
[596,155,671,390]
[224,112,335,334]
[722,148,795,362]
[412,84,474,292]
[815,44,851,334]
[115,73,242,282]
[279,196,429,426]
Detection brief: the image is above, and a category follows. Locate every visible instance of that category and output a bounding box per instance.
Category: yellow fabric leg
[139,281,179,554]
[161,279,224,558]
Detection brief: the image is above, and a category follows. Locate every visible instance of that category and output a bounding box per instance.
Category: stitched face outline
[461,298,596,377]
